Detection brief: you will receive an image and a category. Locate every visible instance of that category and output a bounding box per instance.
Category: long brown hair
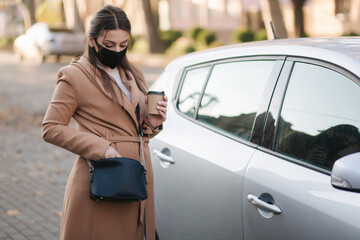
[87,5,147,103]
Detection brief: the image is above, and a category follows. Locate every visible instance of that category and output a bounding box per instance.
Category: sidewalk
[0,49,173,239]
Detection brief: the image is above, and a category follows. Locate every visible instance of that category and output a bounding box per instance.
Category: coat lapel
[118,67,140,108]
[73,57,139,125]
[118,67,148,126]
[118,67,140,125]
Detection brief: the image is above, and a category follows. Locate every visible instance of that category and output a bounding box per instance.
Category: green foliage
[254,29,268,41]
[164,26,221,56]
[232,28,255,43]
[187,26,206,41]
[160,30,182,49]
[131,37,149,53]
[0,37,14,48]
[343,31,359,36]
[185,45,196,53]
[197,29,217,46]
[130,35,140,50]
[165,35,202,56]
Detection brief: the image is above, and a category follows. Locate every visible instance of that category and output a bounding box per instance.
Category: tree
[291,0,307,37]
[260,0,288,39]
[150,0,159,26]
[16,0,36,30]
[140,0,165,53]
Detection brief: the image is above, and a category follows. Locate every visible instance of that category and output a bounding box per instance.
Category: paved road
[0,50,165,240]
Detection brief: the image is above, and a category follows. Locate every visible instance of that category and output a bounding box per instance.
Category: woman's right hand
[104,146,121,158]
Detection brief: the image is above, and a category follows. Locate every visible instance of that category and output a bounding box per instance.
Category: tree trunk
[291,0,307,37]
[63,0,84,31]
[150,0,159,26]
[16,0,36,30]
[260,0,288,39]
[140,0,165,53]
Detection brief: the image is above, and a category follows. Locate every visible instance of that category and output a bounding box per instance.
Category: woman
[42,5,167,240]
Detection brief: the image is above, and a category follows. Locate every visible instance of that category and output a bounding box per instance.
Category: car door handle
[153,149,175,164]
[247,194,282,215]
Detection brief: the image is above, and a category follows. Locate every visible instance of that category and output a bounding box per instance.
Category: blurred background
[0,0,359,240]
[0,0,359,56]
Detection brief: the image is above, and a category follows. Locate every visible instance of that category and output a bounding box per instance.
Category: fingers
[158,110,167,121]
[114,151,121,158]
[104,146,121,158]
[156,96,168,116]
[156,105,167,115]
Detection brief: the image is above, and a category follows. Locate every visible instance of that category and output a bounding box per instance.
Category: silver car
[14,23,85,62]
[149,38,360,240]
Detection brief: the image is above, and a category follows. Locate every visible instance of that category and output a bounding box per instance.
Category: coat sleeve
[142,117,163,138]
[41,68,110,160]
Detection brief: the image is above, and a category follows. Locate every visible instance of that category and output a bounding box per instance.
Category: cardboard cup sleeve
[147,91,165,115]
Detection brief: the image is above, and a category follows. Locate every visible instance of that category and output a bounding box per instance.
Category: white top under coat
[99,64,132,102]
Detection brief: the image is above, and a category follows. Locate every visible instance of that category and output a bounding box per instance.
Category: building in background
[164,0,265,42]
[304,0,360,37]
[0,1,24,39]
[2,0,360,47]
[162,0,360,42]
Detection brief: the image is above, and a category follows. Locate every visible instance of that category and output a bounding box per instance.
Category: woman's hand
[104,146,121,158]
[145,95,168,129]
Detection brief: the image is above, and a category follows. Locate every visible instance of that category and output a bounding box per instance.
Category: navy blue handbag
[87,105,147,201]
[89,156,147,201]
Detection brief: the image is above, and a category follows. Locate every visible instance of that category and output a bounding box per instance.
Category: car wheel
[155,229,159,240]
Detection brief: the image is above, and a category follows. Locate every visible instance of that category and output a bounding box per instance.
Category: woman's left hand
[145,95,168,129]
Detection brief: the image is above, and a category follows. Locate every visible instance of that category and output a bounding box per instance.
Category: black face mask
[93,39,127,69]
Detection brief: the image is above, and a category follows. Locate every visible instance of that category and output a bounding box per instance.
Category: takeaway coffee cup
[147,91,165,115]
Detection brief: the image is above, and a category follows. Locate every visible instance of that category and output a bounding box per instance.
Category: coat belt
[102,135,149,143]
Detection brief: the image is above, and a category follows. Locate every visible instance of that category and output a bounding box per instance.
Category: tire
[155,229,159,240]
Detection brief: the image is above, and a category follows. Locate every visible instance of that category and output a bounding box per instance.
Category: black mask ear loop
[93,38,101,51]
[91,36,106,63]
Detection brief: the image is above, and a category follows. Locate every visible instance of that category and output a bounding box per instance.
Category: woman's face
[89,29,129,53]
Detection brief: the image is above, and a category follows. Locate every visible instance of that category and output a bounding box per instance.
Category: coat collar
[71,57,140,125]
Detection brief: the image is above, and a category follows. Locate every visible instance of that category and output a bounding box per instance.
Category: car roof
[166,37,360,77]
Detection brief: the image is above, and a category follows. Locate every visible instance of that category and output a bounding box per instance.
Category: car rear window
[177,66,211,117]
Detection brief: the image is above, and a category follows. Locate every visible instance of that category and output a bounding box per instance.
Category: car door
[243,58,360,239]
[150,58,284,239]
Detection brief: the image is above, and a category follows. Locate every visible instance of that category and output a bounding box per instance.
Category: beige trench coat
[42,57,161,240]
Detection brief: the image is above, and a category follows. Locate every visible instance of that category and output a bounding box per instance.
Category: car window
[197,60,275,141]
[275,62,360,170]
[177,66,211,117]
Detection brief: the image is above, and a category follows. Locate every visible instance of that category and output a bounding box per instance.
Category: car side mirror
[331,152,360,193]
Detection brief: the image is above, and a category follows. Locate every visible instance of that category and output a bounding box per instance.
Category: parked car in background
[149,38,360,240]
[13,23,85,63]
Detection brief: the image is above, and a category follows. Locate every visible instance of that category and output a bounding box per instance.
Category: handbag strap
[136,104,147,173]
